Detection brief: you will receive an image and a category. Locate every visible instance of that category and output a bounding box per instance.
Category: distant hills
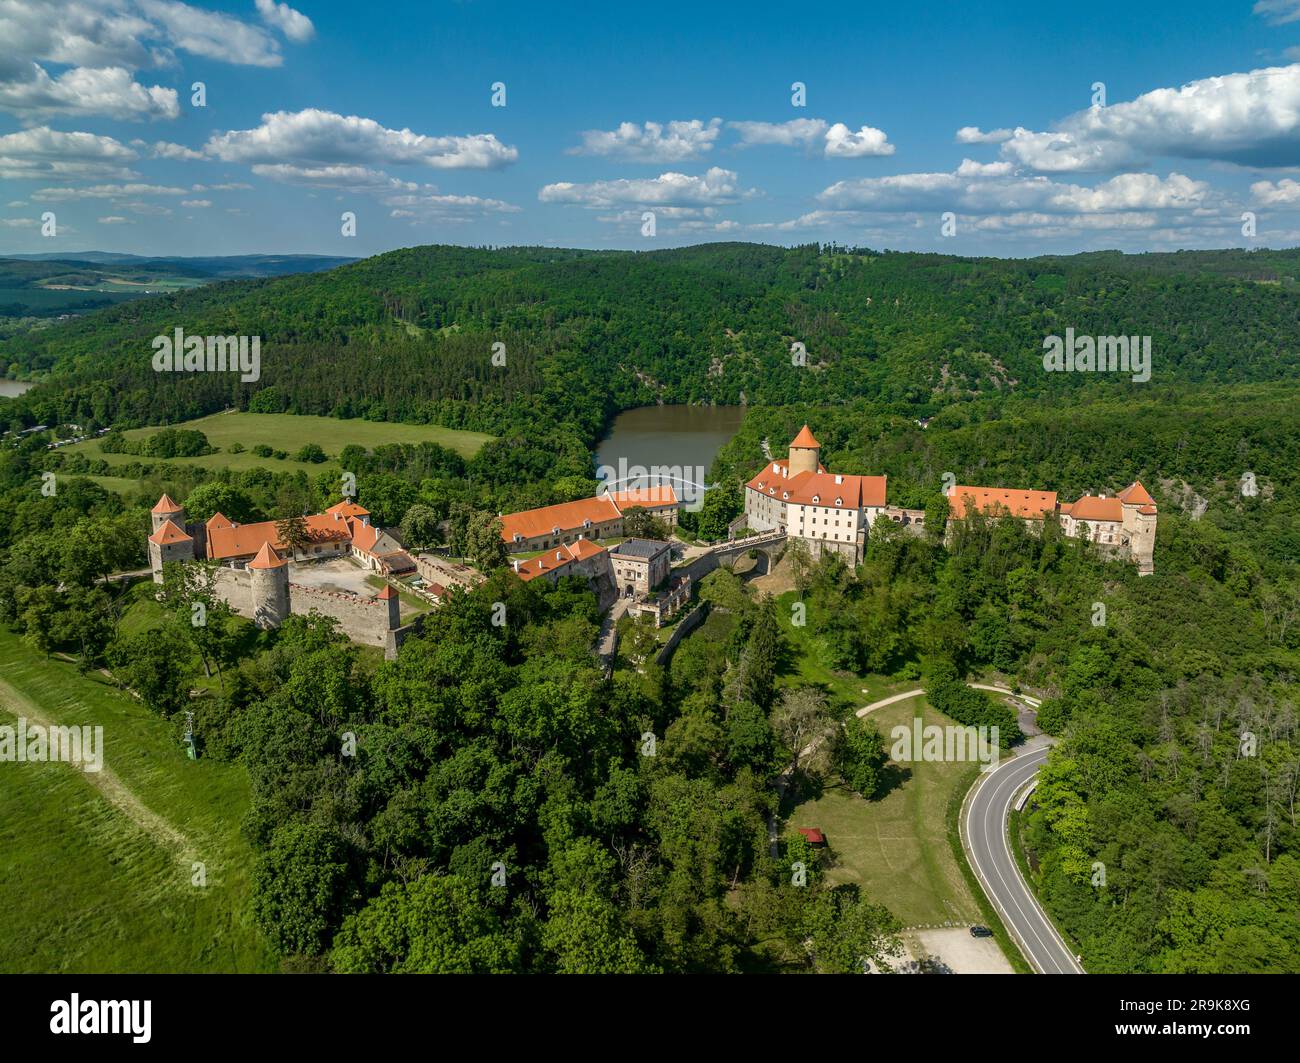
[0,253,355,319]
[2,242,1299,443]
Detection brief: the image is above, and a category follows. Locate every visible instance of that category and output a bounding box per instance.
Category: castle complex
[746,427,1158,573]
[147,494,408,655]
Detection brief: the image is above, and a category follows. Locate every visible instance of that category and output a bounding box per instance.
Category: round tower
[787,424,821,477]
[248,542,290,628]
[377,583,400,630]
[151,493,185,534]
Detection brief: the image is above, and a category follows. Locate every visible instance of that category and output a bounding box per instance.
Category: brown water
[595,404,745,508]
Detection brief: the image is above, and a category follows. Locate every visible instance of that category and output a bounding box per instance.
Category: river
[594,404,746,509]
[0,380,33,398]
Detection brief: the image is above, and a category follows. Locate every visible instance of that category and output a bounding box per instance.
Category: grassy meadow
[0,627,272,973]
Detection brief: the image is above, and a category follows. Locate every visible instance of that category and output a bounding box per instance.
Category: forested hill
[4,242,1300,442]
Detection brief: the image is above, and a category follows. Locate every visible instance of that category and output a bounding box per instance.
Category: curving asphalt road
[963,740,1085,974]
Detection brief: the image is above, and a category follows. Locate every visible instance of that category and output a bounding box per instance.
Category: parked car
[969,925,993,938]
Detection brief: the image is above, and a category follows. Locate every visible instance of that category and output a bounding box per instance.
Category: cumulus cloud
[135,0,284,67]
[999,64,1300,171]
[818,166,1209,218]
[206,109,518,170]
[146,139,203,160]
[254,0,315,43]
[824,122,895,157]
[97,215,131,223]
[955,126,1013,144]
[0,126,138,181]
[569,119,722,162]
[539,167,751,209]
[180,197,209,207]
[1251,177,1300,203]
[0,0,317,122]
[0,63,178,122]
[729,118,894,157]
[955,158,1013,177]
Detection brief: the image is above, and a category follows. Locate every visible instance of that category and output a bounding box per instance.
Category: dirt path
[0,675,196,866]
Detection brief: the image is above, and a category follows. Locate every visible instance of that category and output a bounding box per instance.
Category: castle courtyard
[283,556,382,598]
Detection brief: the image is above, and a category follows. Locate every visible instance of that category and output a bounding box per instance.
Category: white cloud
[136,0,284,67]
[382,190,521,220]
[823,122,895,157]
[31,182,188,201]
[0,63,178,122]
[1251,177,1300,203]
[0,217,38,228]
[206,109,518,170]
[955,126,1013,144]
[956,158,1013,177]
[0,126,138,181]
[147,139,203,160]
[818,166,1209,217]
[250,163,413,192]
[97,215,131,223]
[539,167,751,209]
[729,117,894,158]
[180,197,209,207]
[1254,1,1300,26]
[1000,64,1300,171]
[729,118,827,148]
[254,0,315,43]
[0,1,156,69]
[569,119,721,162]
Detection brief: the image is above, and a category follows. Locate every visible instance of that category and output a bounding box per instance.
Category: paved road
[963,741,1084,974]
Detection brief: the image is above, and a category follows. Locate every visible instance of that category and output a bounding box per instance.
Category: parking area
[895,928,1014,974]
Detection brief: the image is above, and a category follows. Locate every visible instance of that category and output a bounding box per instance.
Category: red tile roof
[499,496,621,543]
[206,511,234,531]
[1118,481,1156,508]
[948,486,1058,520]
[790,425,820,449]
[376,584,397,600]
[610,485,679,508]
[327,500,370,519]
[1061,495,1123,522]
[797,827,826,845]
[746,464,886,509]
[567,537,607,561]
[151,493,181,514]
[247,542,286,569]
[148,519,192,546]
[206,515,351,560]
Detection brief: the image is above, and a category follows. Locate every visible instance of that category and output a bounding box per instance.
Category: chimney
[835,474,843,485]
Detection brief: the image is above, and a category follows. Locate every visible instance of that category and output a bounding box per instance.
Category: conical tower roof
[247,542,287,569]
[790,425,820,449]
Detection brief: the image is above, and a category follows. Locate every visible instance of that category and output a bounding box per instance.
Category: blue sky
[7,0,1300,256]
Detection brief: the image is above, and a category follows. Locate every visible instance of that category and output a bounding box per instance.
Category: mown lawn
[772,589,984,928]
[0,628,273,973]
[65,410,493,480]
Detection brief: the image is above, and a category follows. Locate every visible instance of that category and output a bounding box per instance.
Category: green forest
[0,241,1296,973]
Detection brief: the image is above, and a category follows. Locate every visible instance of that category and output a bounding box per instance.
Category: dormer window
[782,492,789,500]
[835,497,843,506]
[811,494,820,504]
[513,533,523,543]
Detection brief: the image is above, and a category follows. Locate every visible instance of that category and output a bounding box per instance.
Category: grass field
[0,628,272,972]
[65,410,493,480]
[771,590,983,928]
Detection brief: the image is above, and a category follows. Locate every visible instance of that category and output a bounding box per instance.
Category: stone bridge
[672,530,787,583]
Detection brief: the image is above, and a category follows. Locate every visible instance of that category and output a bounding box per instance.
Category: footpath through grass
[0,628,272,973]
